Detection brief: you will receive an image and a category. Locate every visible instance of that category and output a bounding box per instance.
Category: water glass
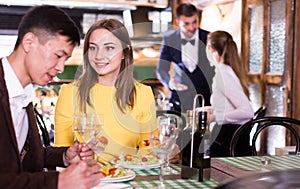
[150,115,179,189]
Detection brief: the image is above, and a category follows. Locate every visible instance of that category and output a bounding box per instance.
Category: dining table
[123,164,219,189]
[211,154,300,185]
[91,154,300,188]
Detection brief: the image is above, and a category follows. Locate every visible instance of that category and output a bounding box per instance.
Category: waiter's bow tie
[181,38,195,45]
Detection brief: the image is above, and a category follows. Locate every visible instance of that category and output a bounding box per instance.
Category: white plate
[92,183,132,189]
[114,155,160,170]
[100,169,136,183]
[118,163,160,170]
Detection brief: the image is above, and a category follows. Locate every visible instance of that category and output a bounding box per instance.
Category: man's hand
[58,160,103,189]
[169,77,188,91]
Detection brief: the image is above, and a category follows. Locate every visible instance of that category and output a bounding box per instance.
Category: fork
[98,158,111,167]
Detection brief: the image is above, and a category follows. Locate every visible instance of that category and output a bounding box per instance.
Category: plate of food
[99,164,136,183]
[113,154,160,170]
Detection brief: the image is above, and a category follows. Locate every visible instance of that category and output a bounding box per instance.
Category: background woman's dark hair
[79,18,136,113]
[14,5,80,50]
[176,3,198,18]
[208,30,250,98]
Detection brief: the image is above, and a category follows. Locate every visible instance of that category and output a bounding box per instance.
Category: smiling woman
[54,18,157,162]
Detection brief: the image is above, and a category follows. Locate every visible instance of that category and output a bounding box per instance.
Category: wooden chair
[230,116,300,156]
[227,105,267,156]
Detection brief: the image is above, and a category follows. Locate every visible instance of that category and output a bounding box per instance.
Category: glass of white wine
[72,114,96,145]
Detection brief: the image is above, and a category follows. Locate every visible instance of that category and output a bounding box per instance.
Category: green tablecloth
[216,155,300,171]
[128,179,219,189]
[134,164,181,176]
[126,164,219,189]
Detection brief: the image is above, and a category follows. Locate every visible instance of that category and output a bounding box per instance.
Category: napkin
[92,182,132,189]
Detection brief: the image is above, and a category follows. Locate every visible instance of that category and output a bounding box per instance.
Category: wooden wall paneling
[241,0,249,73]
[234,0,298,153]
[284,0,295,117]
[261,0,269,107]
[292,0,300,134]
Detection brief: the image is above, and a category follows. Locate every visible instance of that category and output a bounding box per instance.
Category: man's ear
[22,32,36,53]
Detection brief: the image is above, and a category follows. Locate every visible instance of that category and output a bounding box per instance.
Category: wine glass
[163,115,180,174]
[149,115,179,189]
[72,114,96,145]
[91,114,108,158]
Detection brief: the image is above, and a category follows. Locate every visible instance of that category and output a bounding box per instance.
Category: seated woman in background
[54,18,156,162]
[205,30,254,157]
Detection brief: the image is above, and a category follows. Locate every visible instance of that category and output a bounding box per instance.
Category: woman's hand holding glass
[64,141,96,165]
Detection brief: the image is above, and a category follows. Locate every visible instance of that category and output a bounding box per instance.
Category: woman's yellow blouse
[54,82,156,161]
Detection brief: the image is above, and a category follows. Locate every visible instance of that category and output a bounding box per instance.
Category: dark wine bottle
[181,111,211,182]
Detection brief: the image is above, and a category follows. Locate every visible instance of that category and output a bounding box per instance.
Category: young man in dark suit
[156,3,215,112]
[0,5,102,189]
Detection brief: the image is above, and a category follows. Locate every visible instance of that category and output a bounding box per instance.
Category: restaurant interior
[1,0,300,188]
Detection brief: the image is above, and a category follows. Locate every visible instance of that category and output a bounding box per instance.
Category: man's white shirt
[3,57,34,153]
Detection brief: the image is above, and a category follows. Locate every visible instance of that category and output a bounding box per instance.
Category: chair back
[248,105,268,149]
[230,116,300,156]
[253,105,267,120]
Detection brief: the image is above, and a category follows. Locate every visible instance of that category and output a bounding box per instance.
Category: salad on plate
[99,164,135,182]
[113,153,160,170]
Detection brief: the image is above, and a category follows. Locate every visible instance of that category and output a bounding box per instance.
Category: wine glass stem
[159,157,165,187]
[165,154,169,169]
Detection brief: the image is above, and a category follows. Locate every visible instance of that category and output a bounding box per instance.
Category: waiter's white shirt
[2,57,34,153]
[180,30,199,73]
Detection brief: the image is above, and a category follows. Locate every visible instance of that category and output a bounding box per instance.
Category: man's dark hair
[176,3,198,18]
[14,5,80,50]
